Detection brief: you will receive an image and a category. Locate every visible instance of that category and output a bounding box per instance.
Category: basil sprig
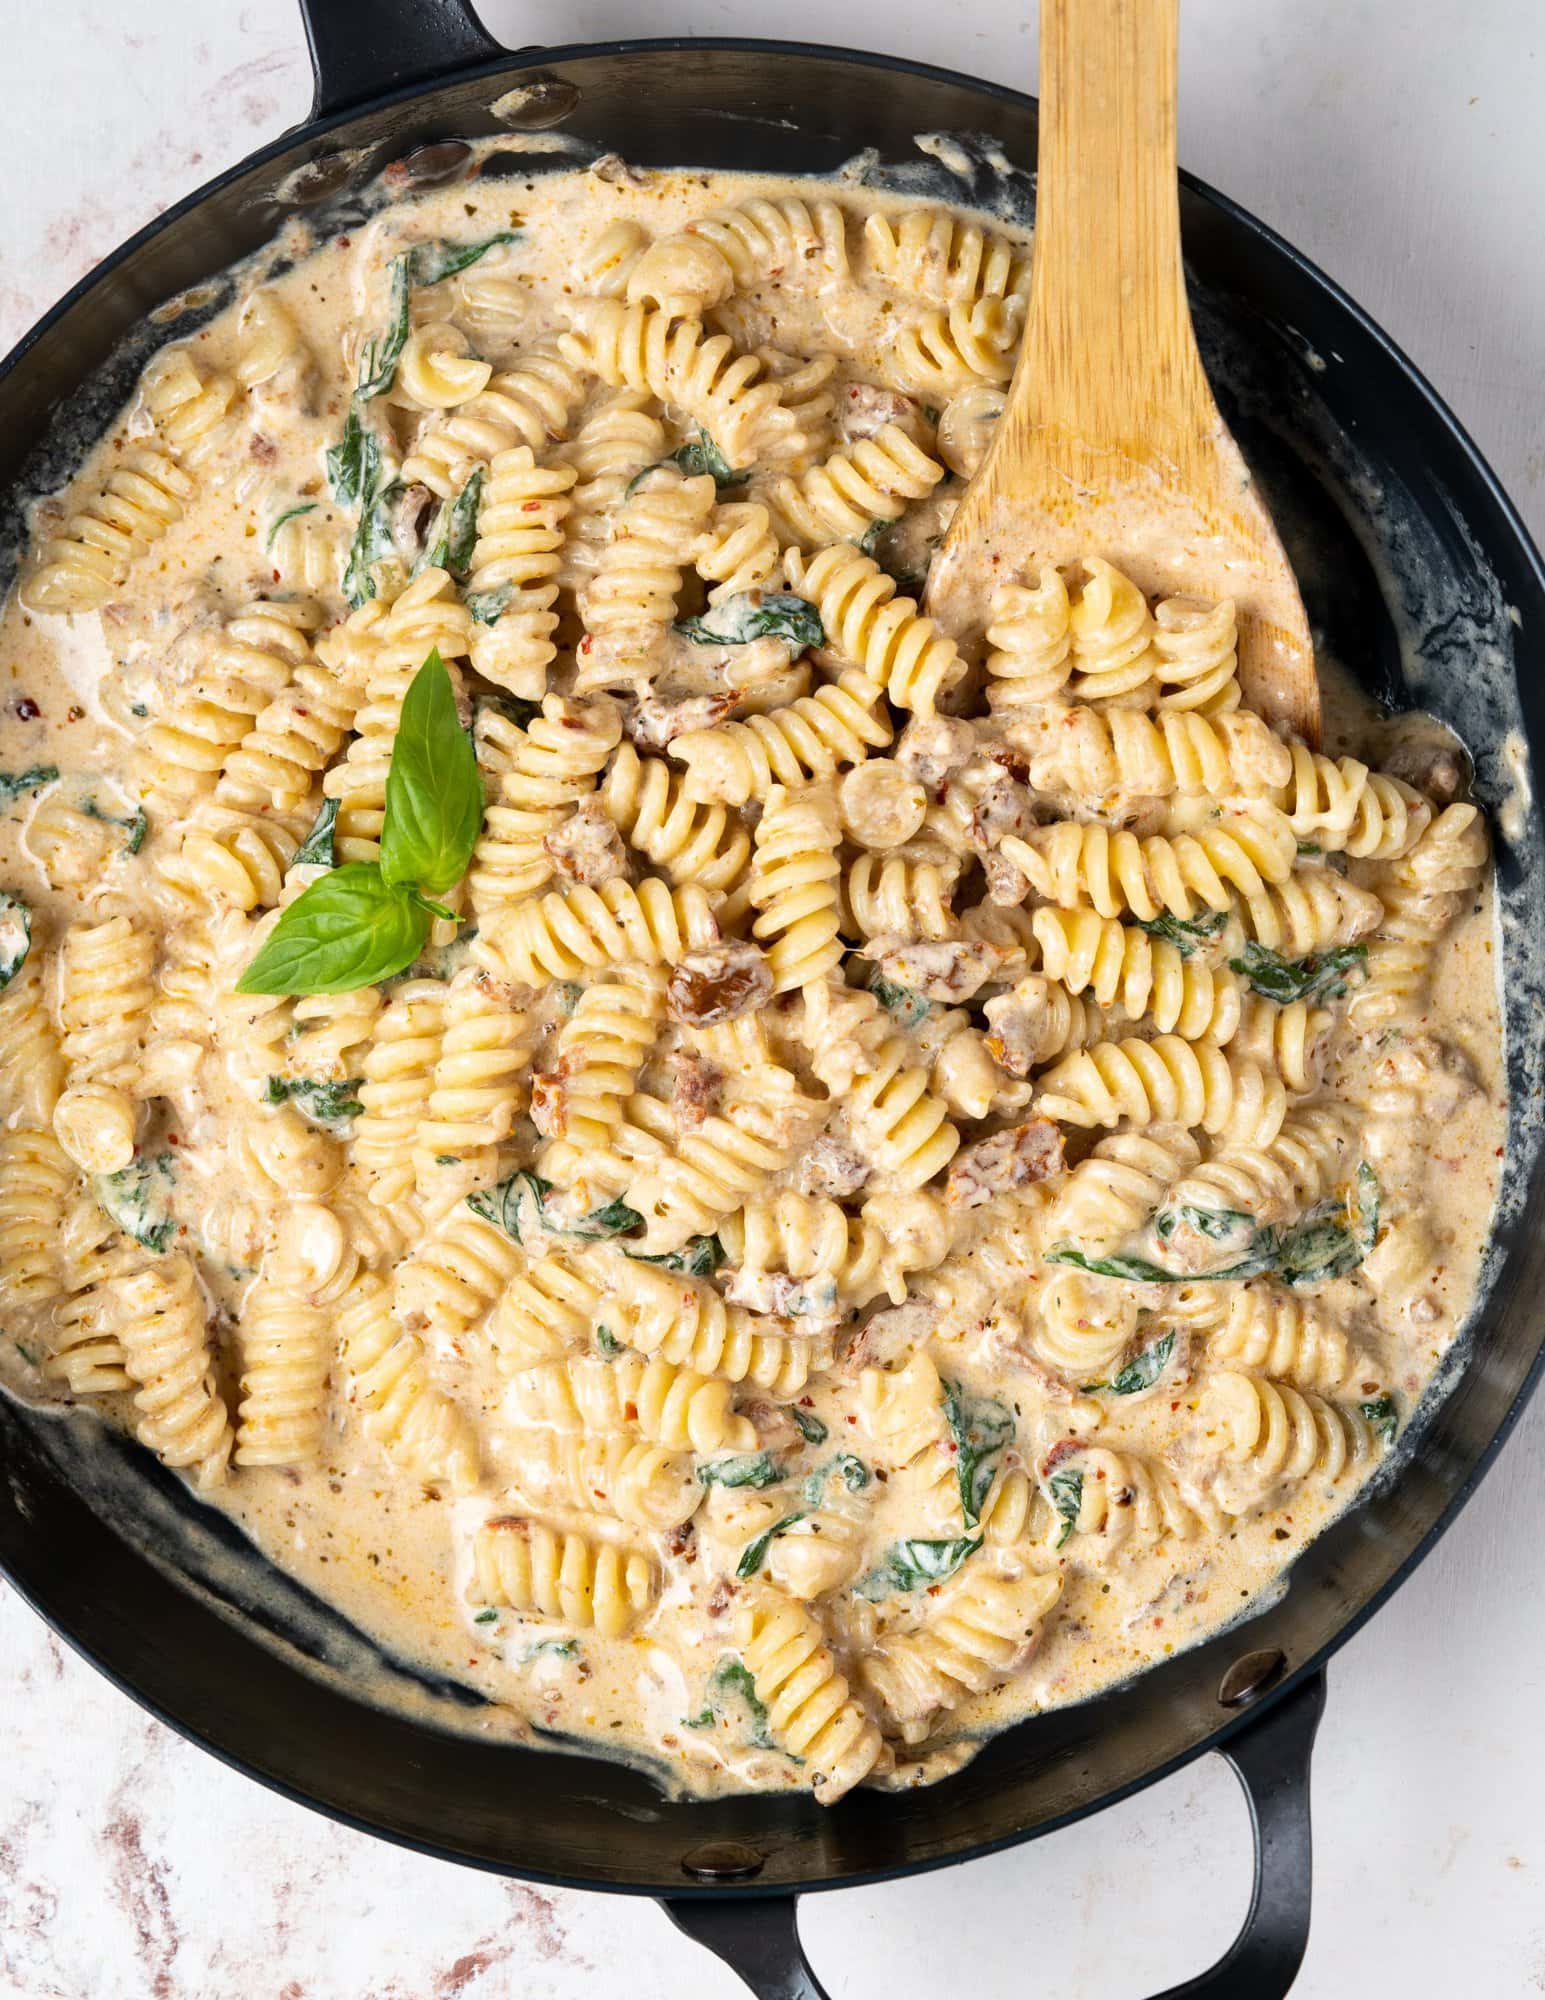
[1228,939,1369,1005]
[238,653,480,996]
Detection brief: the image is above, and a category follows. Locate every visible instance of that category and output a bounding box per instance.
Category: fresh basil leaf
[0,766,59,810]
[565,1197,644,1241]
[856,1534,980,1599]
[94,1152,176,1254]
[868,972,932,1030]
[1360,1393,1398,1447]
[790,1407,828,1446]
[415,468,483,584]
[262,1074,365,1130]
[466,583,516,626]
[409,232,520,286]
[236,865,430,996]
[1087,1330,1177,1396]
[266,500,318,550]
[1132,910,1228,958]
[699,1453,784,1491]
[1228,939,1369,1005]
[676,591,824,652]
[710,1658,774,1747]
[1048,1469,1083,1549]
[355,253,413,401]
[467,1169,552,1245]
[326,406,378,505]
[595,1325,622,1358]
[736,1512,808,1579]
[293,797,339,870]
[0,892,32,992]
[1277,1162,1381,1288]
[668,429,748,489]
[380,651,482,895]
[942,1379,1015,1527]
[628,1233,725,1278]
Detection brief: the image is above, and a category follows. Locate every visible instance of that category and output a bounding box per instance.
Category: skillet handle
[660,1668,1326,2000]
[297,0,506,121]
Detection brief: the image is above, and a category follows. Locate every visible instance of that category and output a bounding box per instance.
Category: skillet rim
[3,32,1544,1898]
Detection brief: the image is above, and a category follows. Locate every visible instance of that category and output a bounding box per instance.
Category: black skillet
[2,5,1543,1995]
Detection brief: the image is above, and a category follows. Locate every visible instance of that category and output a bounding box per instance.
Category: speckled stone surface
[4,3,1544,1994]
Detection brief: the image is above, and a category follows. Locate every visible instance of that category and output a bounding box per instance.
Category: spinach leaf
[266,500,317,549]
[1047,1469,1083,1549]
[293,797,339,870]
[472,1607,499,1624]
[790,1406,828,1446]
[415,468,483,583]
[564,1197,644,1241]
[95,1153,176,1253]
[80,796,147,854]
[519,1635,580,1662]
[1132,910,1228,958]
[628,1233,724,1278]
[342,471,400,609]
[594,1325,622,1359]
[941,1379,1015,1526]
[1360,1393,1398,1446]
[466,583,515,626]
[0,766,59,810]
[263,1074,365,1130]
[409,232,519,286]
[1045,1243,1209,1285]
[868,972,932,1030]
[736,1512,808,1579]
[855,1535,980,1598]
[676,592,824,652]
[1277,1162,1380,1288]
[379,650,483,896]
[236,865,431,996]
[355,254,414,401]
[699,1453,784,1491]
[467,1169,552,1245]
[1228,939,1369,1005]
[709,1658,774,1747]
[0,892,31,993]
[326,405,378,505]
[1154,1204,1255,1245]
[802,1454,869,1505]
[475,689,541,732]
[668,429,748,488]
[1086,1329,1177,1396]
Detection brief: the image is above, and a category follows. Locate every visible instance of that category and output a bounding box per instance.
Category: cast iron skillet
[2,5,1543,1995]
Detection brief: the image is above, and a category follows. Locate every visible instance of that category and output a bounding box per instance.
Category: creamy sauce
[0,156,1506,1804]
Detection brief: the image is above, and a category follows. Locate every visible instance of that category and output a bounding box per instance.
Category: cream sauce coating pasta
[0,155,1506,1804]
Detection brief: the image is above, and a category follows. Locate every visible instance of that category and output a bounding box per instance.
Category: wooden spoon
[925,0,1319,742]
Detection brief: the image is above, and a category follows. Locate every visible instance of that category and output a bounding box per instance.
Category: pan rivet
[1218,1648,1286,1708]
[491,77,581,129]
[283,152,355,204]
[681,1841,765,1883]
[392,140,474,186]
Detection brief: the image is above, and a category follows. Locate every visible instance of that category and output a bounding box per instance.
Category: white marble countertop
[4,2,1544,1995]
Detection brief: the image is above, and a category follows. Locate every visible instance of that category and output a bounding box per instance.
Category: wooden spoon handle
[1026,0,1213,453]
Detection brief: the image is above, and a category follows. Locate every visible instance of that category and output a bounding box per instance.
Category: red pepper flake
[66,704,85,722]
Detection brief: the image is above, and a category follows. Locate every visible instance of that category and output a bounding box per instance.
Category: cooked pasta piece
[734,1589,884,1802]
[338,1270,479,1490]
[0,1127,74,1316]
[20,448,195,613]
[1211,1286,1372,1395]
[786,543,964,715]
[889,296,1022,398]
[53,915,154,1173]
[1197,1372,1376,1515]
[507,1350,756,1454]
[1040,1442,1222,1558]
[1001,808,1297,923]
[671,670,892,806]
[767,425,945,548]
[555,392,667,589]
[465,446,576,698]
[1271,744,1433,859]
[398,340,592,494]
[472,1517,656,1636]
[579,464,717,670]
[351,980,447,1208]
[477,879,720,988]
[750,783,843,993]
[1035,1035,1288,1144]
[600,742,751,909]
[1025,705,1293,801]
[235,1274,331,1467]
[117,1256,234,1489]
[470,694,622,916]
[863,208,1030,306]
[687,195,849,289]
[1031,907,1241,1041]
[599,1258,829,1396]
